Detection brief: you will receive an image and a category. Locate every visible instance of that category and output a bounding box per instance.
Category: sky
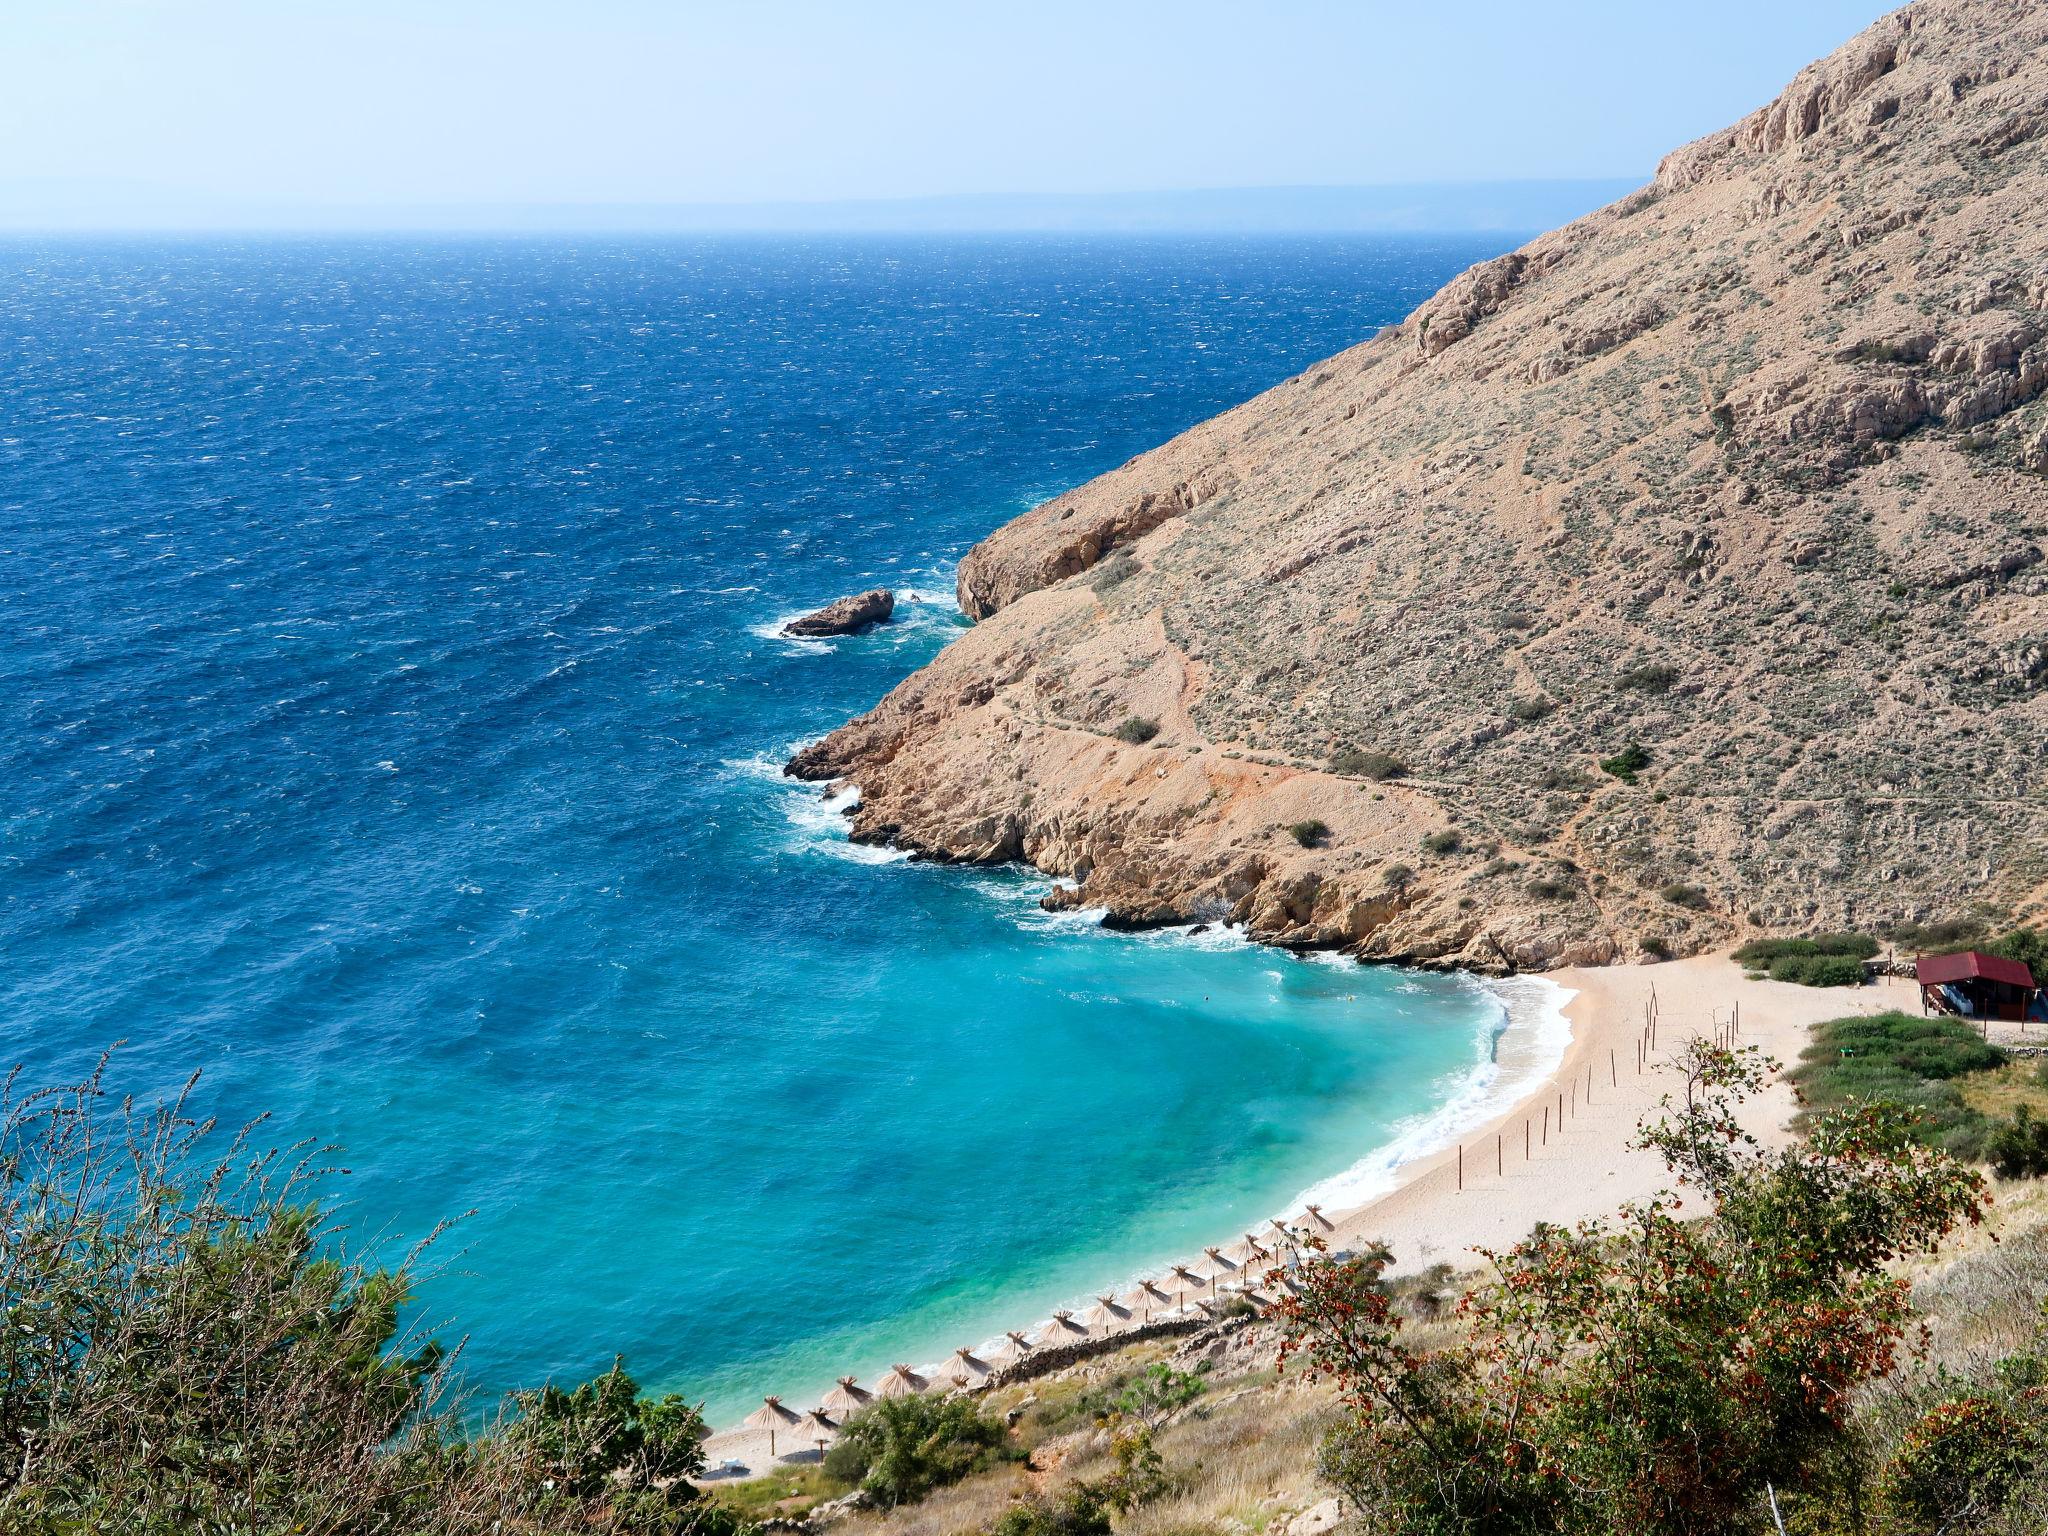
[0,0,1897,228]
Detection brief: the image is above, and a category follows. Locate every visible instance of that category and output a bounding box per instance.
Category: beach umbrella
[1168,1264,1206,1310]
[874,1363,927,1399]
[1267,1218,1295,1260]
[820,1376,872,1416]
[1083,1294,1130,1331]
[1241,1233,1272,1269]
[743,1395,802,1458]
[1305,1203,1333,1231]
[794,1408,838,1461]
[947,1347,992,1389]
[1126,1278,1172,1321]
[1203,1246,1238,1291]
[985,1330,1033,1368]
[1037,1309,1086,1347]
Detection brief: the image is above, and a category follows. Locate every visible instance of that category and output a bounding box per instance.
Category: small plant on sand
[1287,819,1330,848]
[1507,695,1553,722]
[1422,829,1462,855]
[1659,882,1710,909]
[1618,661,1681,694]
[1091,551,1139,594]
[1329,748,1406,780]
[1114,715,1160,745]
[1600,742,1651,782]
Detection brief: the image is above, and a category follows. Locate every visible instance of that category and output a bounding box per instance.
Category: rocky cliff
[792,0,2048,972]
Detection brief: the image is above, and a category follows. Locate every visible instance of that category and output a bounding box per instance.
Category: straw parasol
[874,1363,928,1399]
[794,1408,838,1461]
[742,1395,802,1457]
[1083,1293,1130,1331]
[1168,1264,1206,1310]
[1305,1202,1333,1231]
[1204,1245,1237,1281]
[985,1330,1033,1368]
[821,1376,872,1416]
[1267,1218,1295,1261]
[946,1346,992,1389]
[1037,1309,1086,1346]
[1126,1277,1173,1321]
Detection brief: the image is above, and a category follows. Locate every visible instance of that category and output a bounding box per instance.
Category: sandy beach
[699,955,1923,1478]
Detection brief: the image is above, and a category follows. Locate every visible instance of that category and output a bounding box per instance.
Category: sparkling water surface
[0,234,1518,1419]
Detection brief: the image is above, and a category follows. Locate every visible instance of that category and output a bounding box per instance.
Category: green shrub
[1422,829,1462,855]
[1789,1012,2007,1156]
[1507,696,1552,722]
[1988,1105,2048,1180]
[1660,883,1709,910]
[823,1395,1014,1507]
[989,1490,1113,1536]
[1766,953,1867,987]
[1090,552,1139,594]
[1599,743,1651,782]
[1537,764,1593,791]
[1287,819,1330,848]
[1617,662,1681,694]
[0,1060,731,1536]
[1113,716,1160,745]
[1526,878,1572,901]
[1641,934,1673,960]
[1330,749,1406,780]
[1734,933,1878,967]
[1382,863,1414,890]
[1881,1394,2044,1531]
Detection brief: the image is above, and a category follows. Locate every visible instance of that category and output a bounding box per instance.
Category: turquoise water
[0,235,1521,1421]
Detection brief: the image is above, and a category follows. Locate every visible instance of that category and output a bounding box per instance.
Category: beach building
[1913,950,2042,1024]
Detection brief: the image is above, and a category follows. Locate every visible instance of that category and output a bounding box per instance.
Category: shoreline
[704,952,1921,1478]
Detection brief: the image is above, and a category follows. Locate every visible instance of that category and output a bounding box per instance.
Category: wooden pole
[1457,1143,1463,1192]
[1542,1105,1549,1145]
[1497,1132,1503,1176]
[1525,1118,1531,1159]
[1610,1048,1617,1087]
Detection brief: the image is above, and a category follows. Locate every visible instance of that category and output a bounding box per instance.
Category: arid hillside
[794,0,2048,971]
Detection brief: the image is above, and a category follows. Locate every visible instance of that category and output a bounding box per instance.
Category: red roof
[1915,950,2037,989]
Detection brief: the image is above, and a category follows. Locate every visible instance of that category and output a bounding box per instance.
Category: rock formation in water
[784,589,896,637]
[793,0,2048,971]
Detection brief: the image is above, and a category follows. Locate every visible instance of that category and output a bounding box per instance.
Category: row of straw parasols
[736,1207,1335,1463]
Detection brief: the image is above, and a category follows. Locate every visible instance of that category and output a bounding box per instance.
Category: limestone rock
[794,0,2048,964]
[1285,1499,1345,1536]
[783,589,894,637]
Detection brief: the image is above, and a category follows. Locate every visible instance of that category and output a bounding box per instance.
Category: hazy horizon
[0,178,1643,236]
[1,1,1892,233]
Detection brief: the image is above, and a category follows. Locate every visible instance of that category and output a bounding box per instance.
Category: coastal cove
[0,232,1537,1428]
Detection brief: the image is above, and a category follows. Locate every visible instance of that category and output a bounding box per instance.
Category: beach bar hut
[1915,951,2041,1024]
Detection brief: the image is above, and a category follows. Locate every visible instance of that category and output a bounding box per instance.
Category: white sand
[698,957,1922,1479]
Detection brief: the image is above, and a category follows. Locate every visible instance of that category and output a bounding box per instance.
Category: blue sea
[0,234,1554,1421]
